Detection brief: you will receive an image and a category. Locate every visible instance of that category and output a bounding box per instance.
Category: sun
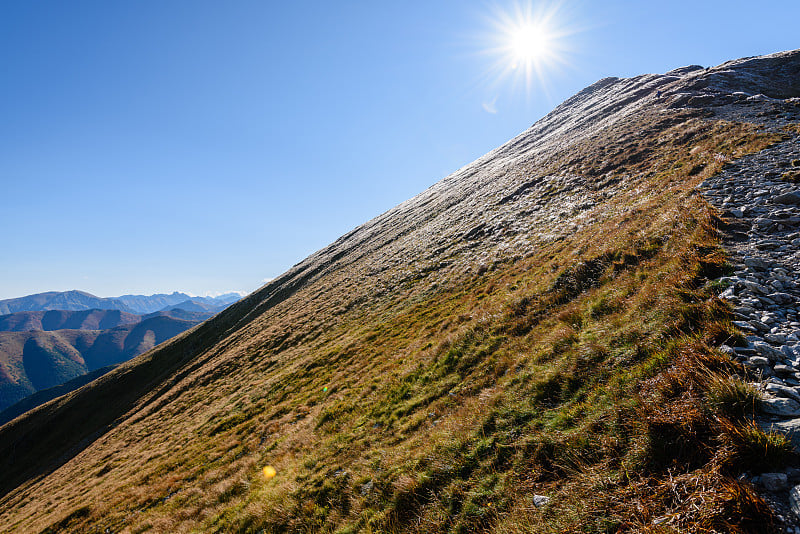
[509,23,552,66]
[477,1,579,103]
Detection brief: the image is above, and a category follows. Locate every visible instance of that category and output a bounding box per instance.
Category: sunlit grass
[3,111,794,533]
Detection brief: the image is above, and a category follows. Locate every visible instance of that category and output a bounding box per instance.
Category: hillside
[0,315,202,412]
[0,365,116,427]
[0,49,799,533]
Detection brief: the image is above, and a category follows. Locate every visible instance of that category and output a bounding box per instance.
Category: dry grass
[0,112,792,533]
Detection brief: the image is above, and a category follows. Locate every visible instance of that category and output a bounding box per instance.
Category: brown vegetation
[0,111,795,533]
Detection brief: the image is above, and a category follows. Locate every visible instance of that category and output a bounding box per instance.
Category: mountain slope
[1,50,799,533]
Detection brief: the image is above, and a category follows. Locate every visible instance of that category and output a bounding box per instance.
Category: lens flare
[476,1,582,104]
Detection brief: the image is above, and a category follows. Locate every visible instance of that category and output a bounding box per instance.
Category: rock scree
[698,50,800,530]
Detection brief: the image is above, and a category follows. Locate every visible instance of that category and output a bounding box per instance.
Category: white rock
[533,495,550,507]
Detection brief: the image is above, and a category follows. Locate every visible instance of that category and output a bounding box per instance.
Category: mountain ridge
[0,290,241,316]
[0,308,213,333]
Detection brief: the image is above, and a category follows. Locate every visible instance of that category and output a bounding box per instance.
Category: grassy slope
[2,113,798,533]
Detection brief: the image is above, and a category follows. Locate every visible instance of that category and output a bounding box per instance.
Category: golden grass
[0,112,793,533]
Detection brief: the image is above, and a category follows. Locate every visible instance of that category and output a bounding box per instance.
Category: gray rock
[765,383,800,403]
[774,364,798,374]
[733,321,757,332]
[754,341,785,361]
[769,293,794,305]
[743,257,770,270]
[749,356,770,366]
[774,191,800,205]
[790,484,800,519]
[719,287,736,300]
[761,396,800,416]
[787,468,800,482]
[718,344,736,356]
[761,472,788,491]
[360,480,374,496]
[743,281,770,295]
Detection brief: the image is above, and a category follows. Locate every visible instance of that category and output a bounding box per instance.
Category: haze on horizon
[1,0,798,301]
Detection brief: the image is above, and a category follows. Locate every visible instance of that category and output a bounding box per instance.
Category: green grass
[2,112,795,533]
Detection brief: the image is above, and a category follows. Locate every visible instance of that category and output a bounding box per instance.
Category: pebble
[533,495,550,507]
[791,486,800,521]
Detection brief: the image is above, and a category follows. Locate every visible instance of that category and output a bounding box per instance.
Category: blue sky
[0,1,798,300]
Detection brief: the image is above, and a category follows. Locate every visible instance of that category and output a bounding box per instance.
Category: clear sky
[1,1,798,300]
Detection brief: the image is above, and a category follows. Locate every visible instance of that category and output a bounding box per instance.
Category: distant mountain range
[0,308,213,333]
[114,291,242,314]
[0,290,241,316]
[0,291,134,314]
[0,290,243,419]
[0,314,201,413]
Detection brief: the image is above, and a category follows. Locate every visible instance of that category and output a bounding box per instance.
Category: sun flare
[478,1,579,105]
[509,23,552,66]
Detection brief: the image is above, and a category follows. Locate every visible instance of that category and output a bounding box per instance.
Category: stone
[761,472,788,491]
[754,341,785,361]
[774,191,800,205]
[749,356,770,366]
[533,495,550,507]
[718,344,736,356]
[787,468,800,482]
[743,256,769,270]
[743,281,770,294]
[765,383,800,403]
[775,364,798,375]
[770,293,794,305]
[790,484,800,520]
[732,320,757,332]
[765,333,788,344]
[719,287,736,300]
[761,396,800,417]
[360,480,374,495]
